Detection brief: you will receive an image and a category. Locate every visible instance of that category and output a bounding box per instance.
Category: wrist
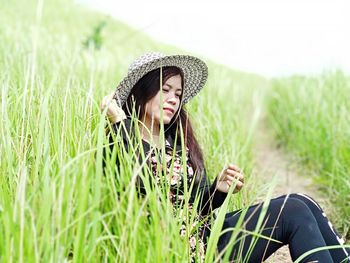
[109,108,126,124]
[110,113,126,124]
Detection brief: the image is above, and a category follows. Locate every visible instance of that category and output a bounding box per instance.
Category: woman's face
[144,74,182,126]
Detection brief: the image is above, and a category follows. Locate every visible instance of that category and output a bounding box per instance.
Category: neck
[140,116,161,146]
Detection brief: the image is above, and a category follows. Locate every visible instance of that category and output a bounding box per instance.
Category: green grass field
[267,72,350,237]
[0,0,349,261]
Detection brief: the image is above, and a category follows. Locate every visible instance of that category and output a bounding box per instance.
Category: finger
[225,176,243,189]
[223,171,242,184]
[105,92,117,105]
[226,168,241,175]
[226,179,244,190]
[228,164,240,171]
[225,174,238,182]
[236,181,244,189]
[108,91,116,99]
[223,167,239,177]
[226,169,244,182]
[228,164,243,173]
[101,95,114,110]
[108,99,120,113]
[108,99,118,111]
[219,172,236,181]
[100,98,109,112]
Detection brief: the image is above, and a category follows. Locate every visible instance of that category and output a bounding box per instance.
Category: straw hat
[113,52,208,106]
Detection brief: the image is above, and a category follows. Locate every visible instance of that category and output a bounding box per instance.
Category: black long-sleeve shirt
[105,118,227,216]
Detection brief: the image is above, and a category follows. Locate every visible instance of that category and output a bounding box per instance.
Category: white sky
[79,0,350,77]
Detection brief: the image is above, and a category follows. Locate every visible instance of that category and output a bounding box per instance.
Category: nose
[166,95,177,105]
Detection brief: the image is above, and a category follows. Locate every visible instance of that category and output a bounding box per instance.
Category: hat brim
[114,55,208,107]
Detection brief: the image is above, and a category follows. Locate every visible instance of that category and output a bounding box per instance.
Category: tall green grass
[267,71,350,238]
[0,0,272,261]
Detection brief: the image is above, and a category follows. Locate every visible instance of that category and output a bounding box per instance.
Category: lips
[163,107,174,114]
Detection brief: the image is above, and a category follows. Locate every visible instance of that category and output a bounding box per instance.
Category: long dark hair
[122,66,205,179]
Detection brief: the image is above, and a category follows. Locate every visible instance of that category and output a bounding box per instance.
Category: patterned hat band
[113,52,208,107]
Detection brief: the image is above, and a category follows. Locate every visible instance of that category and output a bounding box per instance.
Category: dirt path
[251,115,330,262]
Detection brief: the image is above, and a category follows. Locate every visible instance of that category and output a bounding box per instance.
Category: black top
[106,118,227,216]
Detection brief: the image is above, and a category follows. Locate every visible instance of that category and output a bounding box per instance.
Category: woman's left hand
[216,164,244,194]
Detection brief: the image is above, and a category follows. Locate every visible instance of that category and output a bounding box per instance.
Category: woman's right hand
[100,92,126,124]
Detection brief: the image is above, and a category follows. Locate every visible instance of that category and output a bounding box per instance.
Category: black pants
[210,193,350,262]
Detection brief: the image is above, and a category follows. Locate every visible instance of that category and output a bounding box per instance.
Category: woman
[101,52,349,262]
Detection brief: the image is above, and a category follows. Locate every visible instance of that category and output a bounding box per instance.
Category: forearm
[195,175,228,216]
